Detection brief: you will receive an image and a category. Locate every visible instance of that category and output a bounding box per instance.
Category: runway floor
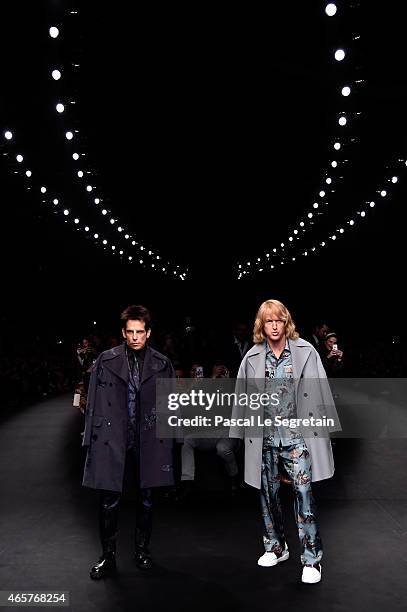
[0,394,406,612]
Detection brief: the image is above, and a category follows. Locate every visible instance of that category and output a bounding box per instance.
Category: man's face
[263,309,286,344]
[317,324,329,340]
[122,319,151,350]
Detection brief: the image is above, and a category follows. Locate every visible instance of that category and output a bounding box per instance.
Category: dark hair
[120,305,151,330]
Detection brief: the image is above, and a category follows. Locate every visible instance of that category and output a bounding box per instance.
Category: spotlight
[102,209,107,215]
[326,178,332,184]
[338,116,347,126]
[77,171,84,178]
[63,209,69,216]
[49,26,59,38]
[4,131,13,140]
[25,170,32,177]
[94,198,100,204]
[391,176,398,183]
[65,131,73,140]
[51,69,62,80]
[380,190,387,197]
[325,3,337,17]
[86,185,92,192]
[334,49,345,61]
[370,201,375,208]
[84,226,89,231]
[308,213,313,218]
[56,103,65,113]
[313,203,319,208]
[53,198,59,205]
[334,142,341,150]
[74,218,79,224]
[341,86,351,97]
[360,211,366,217]
[16,154,23,162]
[72,153,79,160]
[331,161,337,168]
[40,187,47,193]
[103,239,107,245]
[319,190,325,197]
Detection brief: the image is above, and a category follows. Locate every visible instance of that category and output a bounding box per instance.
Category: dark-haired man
[82,305,175,579]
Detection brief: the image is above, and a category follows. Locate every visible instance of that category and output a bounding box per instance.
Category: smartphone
[332,343,338,351]
[195,366,204,378]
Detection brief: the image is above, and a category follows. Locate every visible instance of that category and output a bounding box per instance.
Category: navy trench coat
[82,343,175,492]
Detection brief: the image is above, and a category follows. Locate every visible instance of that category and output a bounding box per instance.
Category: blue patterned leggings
[260,439,323,566]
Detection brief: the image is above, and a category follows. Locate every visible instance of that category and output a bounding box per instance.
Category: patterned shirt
[264,339,303,446]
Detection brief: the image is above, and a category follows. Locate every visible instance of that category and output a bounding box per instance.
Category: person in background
[319,332,344,377]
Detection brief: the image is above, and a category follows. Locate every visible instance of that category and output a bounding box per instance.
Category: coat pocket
[92,416,104,428]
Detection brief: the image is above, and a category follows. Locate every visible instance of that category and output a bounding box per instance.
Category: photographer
[319,332,344,377]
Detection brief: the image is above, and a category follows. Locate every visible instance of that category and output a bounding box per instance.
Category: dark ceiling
[1,1,406,296]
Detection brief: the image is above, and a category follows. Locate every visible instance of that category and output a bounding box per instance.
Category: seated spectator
[180,437,241,498]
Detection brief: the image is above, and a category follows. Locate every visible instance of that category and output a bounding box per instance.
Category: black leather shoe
[135,549,153,570]
[89,554,117,580]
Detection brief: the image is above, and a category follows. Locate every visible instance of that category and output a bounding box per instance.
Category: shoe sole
[258,551,290,567]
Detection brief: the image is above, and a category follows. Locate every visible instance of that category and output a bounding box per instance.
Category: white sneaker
[301,564,322,584]
[257,544,289,567]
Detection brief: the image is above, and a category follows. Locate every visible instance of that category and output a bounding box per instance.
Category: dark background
[1,0,406,345]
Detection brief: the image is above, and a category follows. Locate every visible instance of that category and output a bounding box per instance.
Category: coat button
[314,432,318,436]
[109,382,113,387]
[309,412,313,417]
[249,439,253,443]
[304,393,308,397]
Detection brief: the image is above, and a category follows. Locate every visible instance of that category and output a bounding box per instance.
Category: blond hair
[253,299,299,344]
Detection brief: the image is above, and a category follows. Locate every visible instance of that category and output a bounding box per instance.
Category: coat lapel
[140,346,166,384]
[103,343,129,385]
[246,344,266,378]
[289,337,312,403]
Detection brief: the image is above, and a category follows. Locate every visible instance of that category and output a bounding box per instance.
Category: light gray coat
[229,337,341,489]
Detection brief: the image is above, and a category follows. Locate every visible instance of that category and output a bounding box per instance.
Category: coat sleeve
[229,358,247,439]
[82,354,102,447]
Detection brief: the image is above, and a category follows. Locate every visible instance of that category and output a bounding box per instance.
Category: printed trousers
[260,438,323,566]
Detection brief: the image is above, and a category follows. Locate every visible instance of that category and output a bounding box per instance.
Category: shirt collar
[265,338,290,358]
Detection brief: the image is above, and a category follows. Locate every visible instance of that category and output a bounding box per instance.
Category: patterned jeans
[260,439,323,567]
